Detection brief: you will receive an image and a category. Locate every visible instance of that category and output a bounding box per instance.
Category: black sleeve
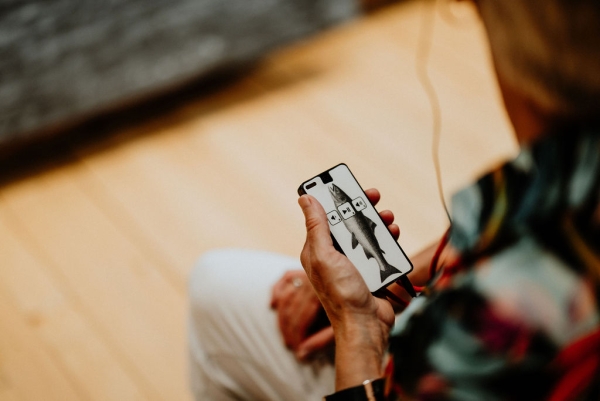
[324,378,387,401]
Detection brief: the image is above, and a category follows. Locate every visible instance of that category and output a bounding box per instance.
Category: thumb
[295,326,335,361]
[298,195,331,246]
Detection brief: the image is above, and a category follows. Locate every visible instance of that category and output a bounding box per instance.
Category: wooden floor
[0,1,517,400]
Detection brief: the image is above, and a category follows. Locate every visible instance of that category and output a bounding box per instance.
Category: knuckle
[304,215,321,232]
[300,248,310,268]
[300,256,307,270]
[312,249,333,268]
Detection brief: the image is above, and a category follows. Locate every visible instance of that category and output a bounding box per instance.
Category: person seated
[188,0,600,399]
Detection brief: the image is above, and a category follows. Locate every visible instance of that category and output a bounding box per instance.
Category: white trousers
[188,249,336,401]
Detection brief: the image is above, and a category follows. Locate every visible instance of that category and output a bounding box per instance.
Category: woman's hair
[478,0,600,117]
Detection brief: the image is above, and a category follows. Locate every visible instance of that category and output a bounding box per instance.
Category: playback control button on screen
[352,197,367,212]
[338,202,356,220]
[327,210,342,226]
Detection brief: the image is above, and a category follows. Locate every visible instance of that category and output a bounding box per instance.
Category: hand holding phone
[299,164,412,293]
[297,191,396,376]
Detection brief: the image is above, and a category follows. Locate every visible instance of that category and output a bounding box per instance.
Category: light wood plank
[0,170,191,401]
[72,77,274,284]
[0,291,80,401]
[0,389,20,401]
[0,204,148,401]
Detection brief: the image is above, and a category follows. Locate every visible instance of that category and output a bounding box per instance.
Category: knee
[189,248,265,314]
[188,249,237,312]
[188,248,299,318]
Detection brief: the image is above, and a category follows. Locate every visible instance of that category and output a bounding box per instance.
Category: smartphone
[298,163,412,293]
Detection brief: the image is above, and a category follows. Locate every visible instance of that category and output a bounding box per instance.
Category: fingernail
[298,195,311,209]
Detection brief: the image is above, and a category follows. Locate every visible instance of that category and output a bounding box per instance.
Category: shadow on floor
[0,61,320,187]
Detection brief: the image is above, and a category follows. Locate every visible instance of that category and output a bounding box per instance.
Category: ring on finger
[292,277,303,288]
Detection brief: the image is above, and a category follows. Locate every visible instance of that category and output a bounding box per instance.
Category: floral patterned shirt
[386,126,600,400]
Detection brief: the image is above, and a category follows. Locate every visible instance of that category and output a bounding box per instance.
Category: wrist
[333,318,388,391]
[333,310,389,349]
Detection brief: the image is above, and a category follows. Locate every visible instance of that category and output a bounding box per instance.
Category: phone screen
[300,164,412,292]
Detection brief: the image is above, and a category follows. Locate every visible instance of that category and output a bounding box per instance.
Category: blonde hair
[478,0,600,117]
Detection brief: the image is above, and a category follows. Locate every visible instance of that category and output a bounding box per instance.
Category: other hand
[270,269,333,360]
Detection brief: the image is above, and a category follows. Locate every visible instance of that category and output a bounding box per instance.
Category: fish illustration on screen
[328,184,401,283]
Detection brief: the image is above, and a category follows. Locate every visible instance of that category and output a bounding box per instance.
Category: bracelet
[323,378,386,401]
